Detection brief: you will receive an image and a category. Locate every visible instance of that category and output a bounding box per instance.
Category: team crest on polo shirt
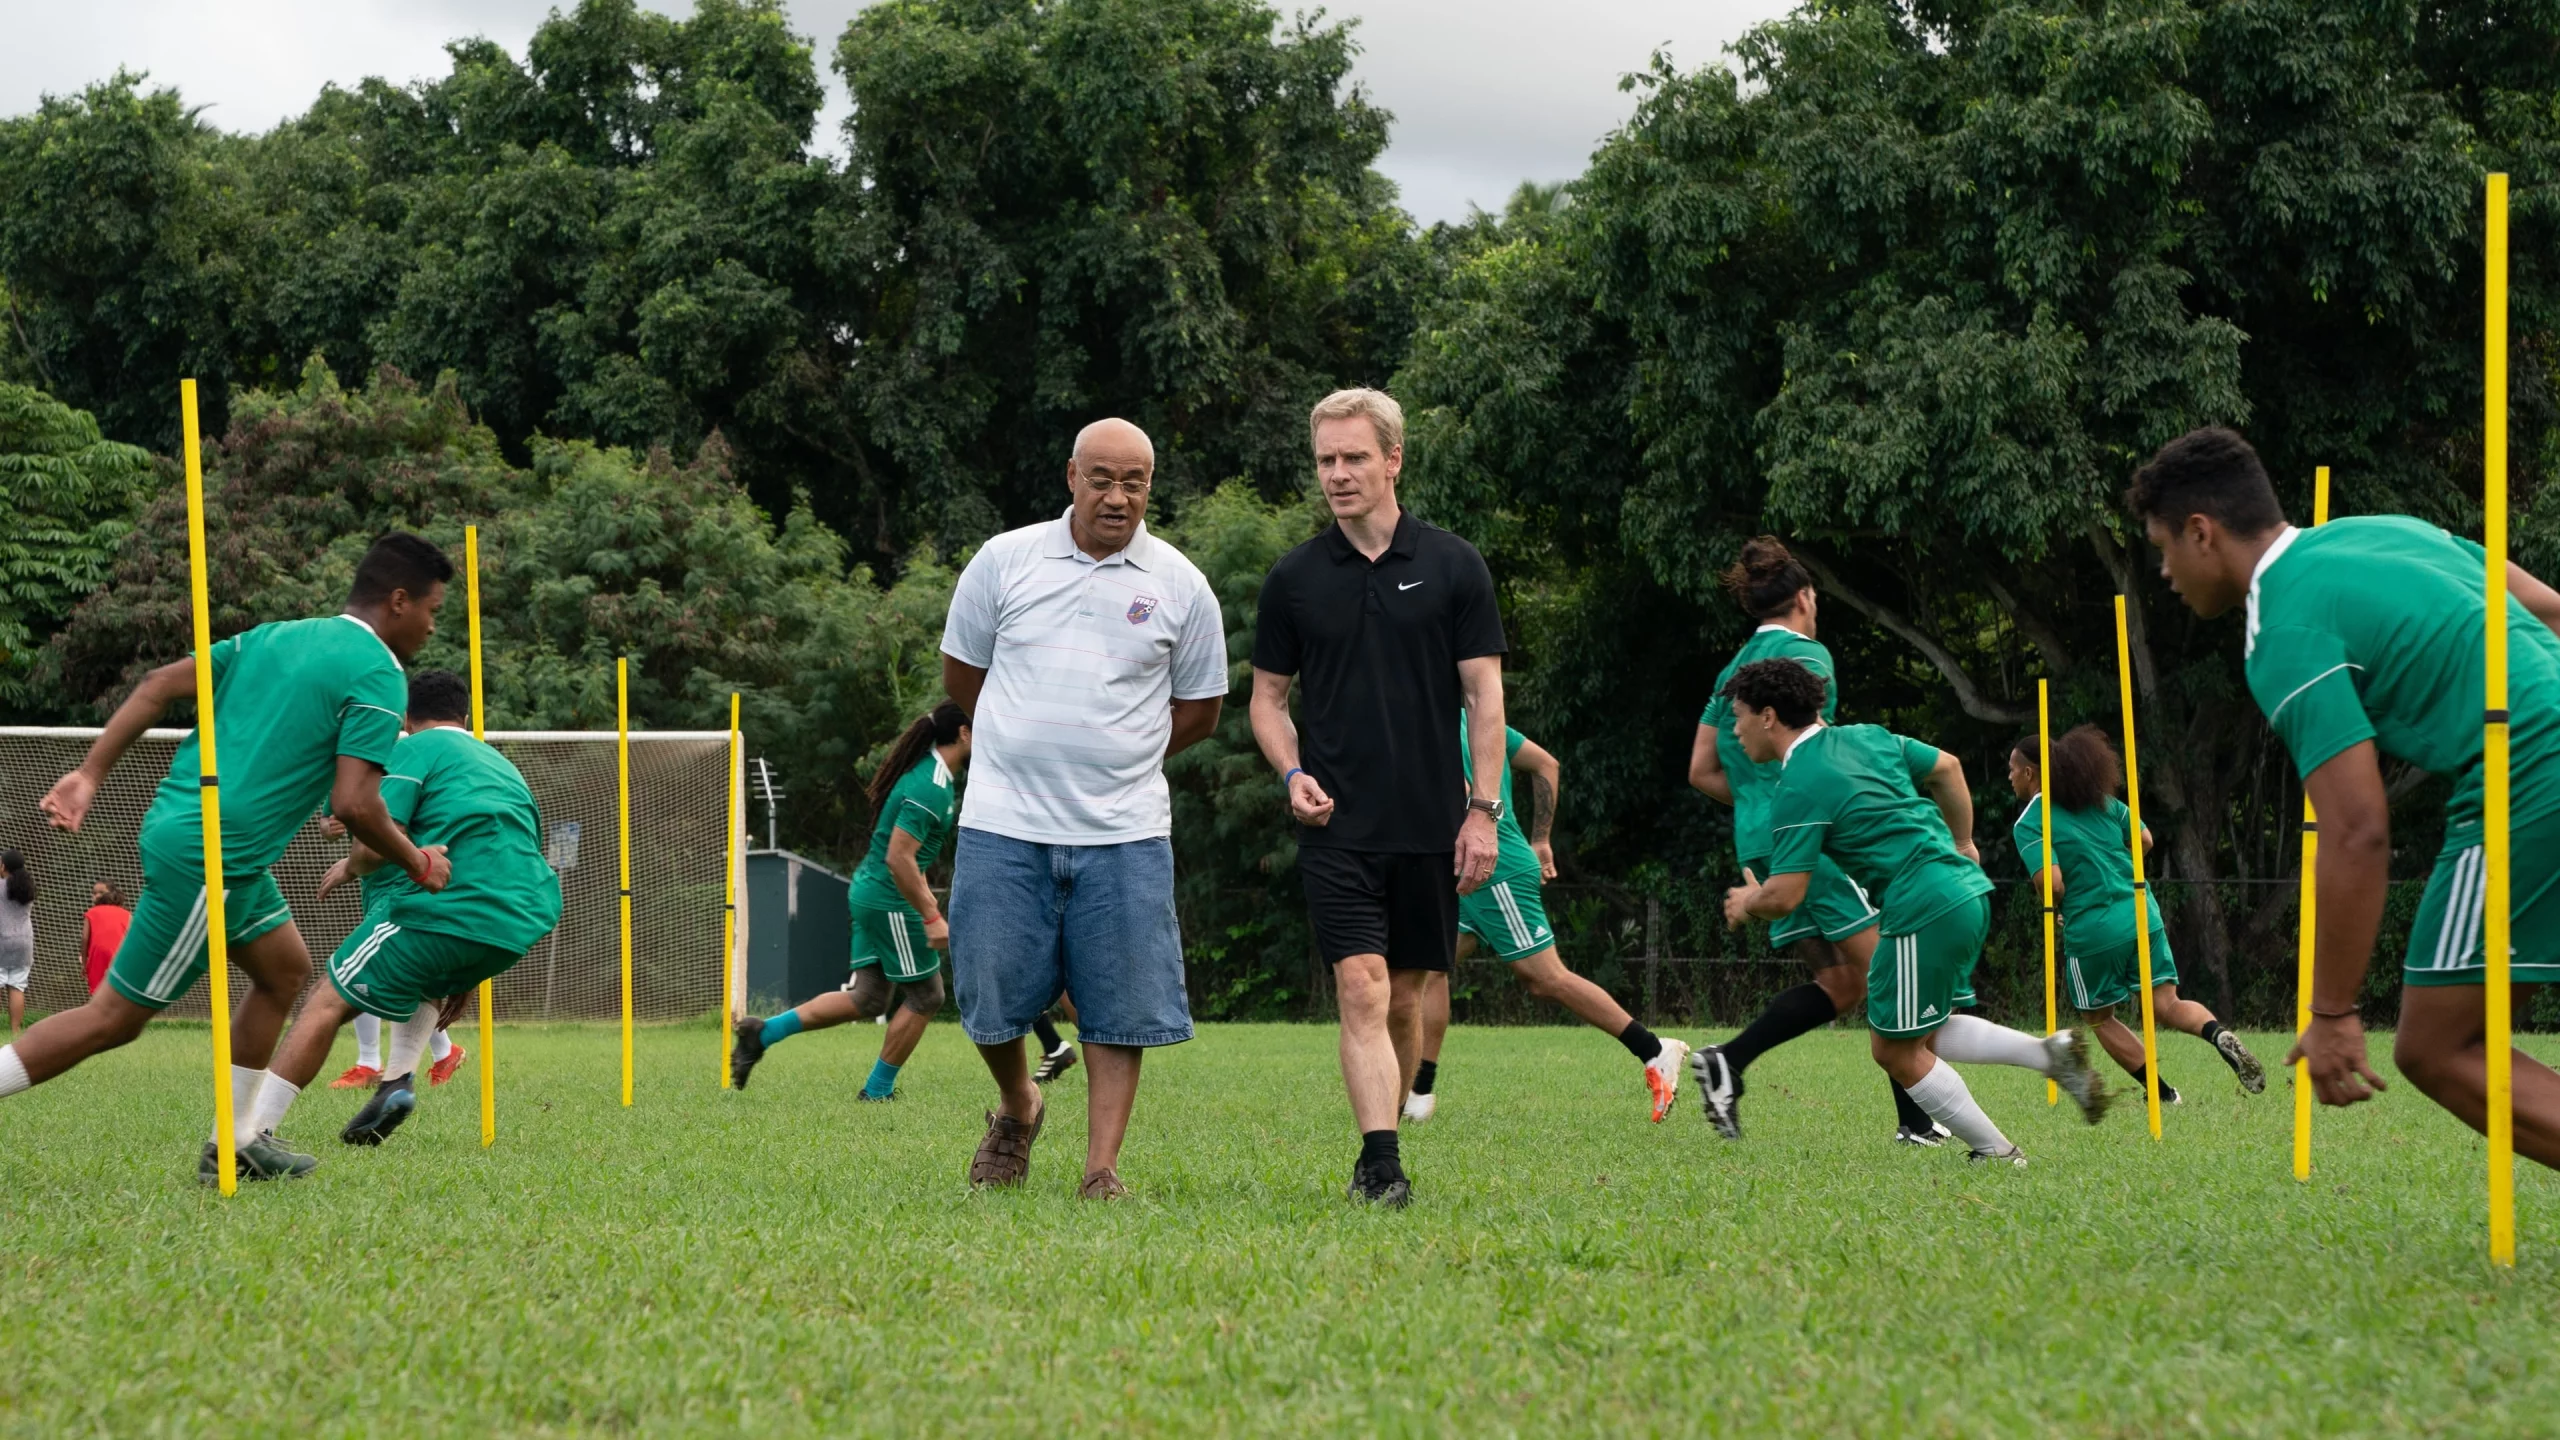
[1126,596,1159,624]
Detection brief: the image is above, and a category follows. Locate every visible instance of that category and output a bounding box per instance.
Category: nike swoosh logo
[1399,581,1424,591]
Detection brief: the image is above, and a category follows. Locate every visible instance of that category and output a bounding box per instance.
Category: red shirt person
[82,883,131,995]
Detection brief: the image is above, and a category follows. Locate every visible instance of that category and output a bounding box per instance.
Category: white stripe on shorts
[1491,883,1534,949]
[336,922,399,986]
[887,912,916,977]
[145,888,211,1002]
[2435,846,2486,971]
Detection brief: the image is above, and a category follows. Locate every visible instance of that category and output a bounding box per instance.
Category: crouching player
[732,703,970,1099]
[1719,659,2107,1164]
[256,670,561,1154]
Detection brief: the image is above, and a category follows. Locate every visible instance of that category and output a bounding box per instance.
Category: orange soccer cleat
[429,1042,468,1087]
[329,1064,382,1091]
[1644,1039,1692,1124]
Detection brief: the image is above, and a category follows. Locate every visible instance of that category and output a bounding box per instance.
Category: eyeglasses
[1082,477,1152,498]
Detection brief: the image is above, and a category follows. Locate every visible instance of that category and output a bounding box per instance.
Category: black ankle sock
[1411,1059,1438,1096]
[1617,1020,1663,1063]
[1359,1128,1401,1172]
[2124,1063,2148,1089]
[2199,1019,2228,1046]
[1032,1016,1065,1052]
[1723,983,1837,1073]
[1891,1080,1932,1132]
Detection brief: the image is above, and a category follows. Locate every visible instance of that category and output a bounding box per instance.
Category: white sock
[1931,1014,2052,1073]
[1905,1057,2012,1154]
[429,1028,454,1062]
[353,1011,383,1069]
[249,1072,300,1137]
[221,1065,264,1147]
[0,1045,30,1099]
[386,1012,438,1080]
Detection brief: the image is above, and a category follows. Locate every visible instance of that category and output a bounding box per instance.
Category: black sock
[1411,1059,1438,1096]
[1722,983,1837,1074]
[1617,1020,1664,1063]
[2124,1063,2148,1089]
[1032,1016,1064,1052]
[1891,1080,1932,1132]
[1358,1128,1401,1173]
[2199,1019,2228,1046]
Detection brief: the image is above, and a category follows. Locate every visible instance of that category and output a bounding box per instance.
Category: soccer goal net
[0,728,743,1025]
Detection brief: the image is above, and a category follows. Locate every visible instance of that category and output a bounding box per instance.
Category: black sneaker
[1033,1043,1079,1084]
[2157,1080,2183,1106]
[731,1017,768,1090]
[854,1088,899,1103]
[1689,1044,1742,1139]
[341,1076,418,1147]
[1347,1158,1412,1208]
[2214,1029,2267,1094]
[1893,1122,1950,1148]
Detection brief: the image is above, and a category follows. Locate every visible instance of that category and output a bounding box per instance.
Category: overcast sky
[0,0,1791,224]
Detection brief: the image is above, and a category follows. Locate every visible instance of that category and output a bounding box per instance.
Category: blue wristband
[1283,767,1305,787]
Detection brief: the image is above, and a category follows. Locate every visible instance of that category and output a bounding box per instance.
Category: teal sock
[863,1058,901,1098]
[761,1011,805,1049]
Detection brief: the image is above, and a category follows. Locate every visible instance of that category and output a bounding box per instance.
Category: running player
[1397,716,1691,1122]
[731,702,970,1099]
[1031,998,1080,1083]
[2129,427,2560,1163]
[1,534,452,1183]
[257,668,562,1151]
[2007,723,2265,1101]
[1686,537,1946,1144]
[1720,659,2106,1164]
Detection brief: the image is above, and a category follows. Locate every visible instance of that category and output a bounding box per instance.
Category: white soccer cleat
[1690,1044,1741,1139]
[1402,1090,1436,1123]
[2043,1029,2110,1125]
[1646,1038,1692,1124]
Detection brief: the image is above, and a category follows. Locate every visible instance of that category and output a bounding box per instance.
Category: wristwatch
[1466,797,1504,823]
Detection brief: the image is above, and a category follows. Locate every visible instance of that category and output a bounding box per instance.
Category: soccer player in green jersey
[732,702,971,1099]
[1686,538,1944,1145]
[1720,660,2107,1164]
[2006,724,2264,1101]
[2130,427,2560,1164]
[256,669,563,1152]
[1397,716,1692,1123]
[5,534,453,1183]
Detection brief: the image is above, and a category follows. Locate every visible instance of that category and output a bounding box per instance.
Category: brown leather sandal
[968,1101,1045,1188]
[1077,1168,1128,1201]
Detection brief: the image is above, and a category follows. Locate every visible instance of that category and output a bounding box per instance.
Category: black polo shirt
[1252,510,1506,852]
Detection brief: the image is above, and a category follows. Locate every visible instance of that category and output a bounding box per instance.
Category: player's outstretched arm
[2288,740,2392,1105]
[1688,724,1733,806]
[1919,751,1979,863]
[39,656,195,832]
[331,756,444,892]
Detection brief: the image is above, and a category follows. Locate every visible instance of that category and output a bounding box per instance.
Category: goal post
[0,726,744,1026]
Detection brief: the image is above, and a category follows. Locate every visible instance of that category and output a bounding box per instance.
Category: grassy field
[6,1019,2560,1437]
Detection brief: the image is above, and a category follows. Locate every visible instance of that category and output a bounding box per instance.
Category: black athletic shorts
[1298,847,1459,971]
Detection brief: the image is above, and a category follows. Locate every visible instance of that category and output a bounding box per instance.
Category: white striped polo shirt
[939,510,1229,844]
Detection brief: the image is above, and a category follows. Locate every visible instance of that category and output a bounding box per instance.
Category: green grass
[6,1020,2560,1436]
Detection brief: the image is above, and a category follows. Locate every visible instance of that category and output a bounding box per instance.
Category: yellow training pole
[2038,679,2059,1105]
[181,380,239,1197]
[466,525,497,1148]
[721,691,740,1089]
[618,657,635,1108]
[2485,172,2516,1267]
[2295,467,2330,1182]
[2114,595,2163,1139]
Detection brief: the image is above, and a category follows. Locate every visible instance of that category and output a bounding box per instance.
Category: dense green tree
[0,383,155,714]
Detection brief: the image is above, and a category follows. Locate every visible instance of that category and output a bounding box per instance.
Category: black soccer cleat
[1689,1044,1743,1140]
[1033,1043,1079,1085]
[730,1017,768,1090]
[1893,1122,1950,1148]
[1347,1157,1412,1209]
[341,1076,418,1147]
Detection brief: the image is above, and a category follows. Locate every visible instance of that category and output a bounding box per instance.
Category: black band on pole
[618,887,632,897]
[199,774,218,788]
[2132,880,2149,891]
[2488,708,2512,725]
[2301,821,2318,834]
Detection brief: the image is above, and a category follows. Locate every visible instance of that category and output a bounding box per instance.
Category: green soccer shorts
[1868,893,1991,1039]
[1749,852,1882,949]
[2064,928,2179,1012]
[2403,805,2560,987]
[106,860,295,1011]
[325,917,524,1022]
[851,904,940,983]
[1457,870,1557,961]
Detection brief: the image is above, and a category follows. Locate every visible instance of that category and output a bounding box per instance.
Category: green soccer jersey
[2247,516,2560,835]
[1702,626,1839,861]
[139,615,409,874]
[368,725,561,954]
[1460,714,1539,879]
[1767,724,1991,934]
[849,751,957,913]
[2010,795,2162,958]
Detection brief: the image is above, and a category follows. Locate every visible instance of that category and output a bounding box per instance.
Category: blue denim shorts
[948,828,1193,1048]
